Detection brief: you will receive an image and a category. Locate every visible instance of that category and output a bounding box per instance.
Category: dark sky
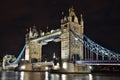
[0,0,120,58]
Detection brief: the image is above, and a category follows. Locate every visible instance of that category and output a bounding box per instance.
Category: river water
[0,71,120,80]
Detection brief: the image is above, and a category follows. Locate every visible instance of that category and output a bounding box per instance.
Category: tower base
[50,62,91,73]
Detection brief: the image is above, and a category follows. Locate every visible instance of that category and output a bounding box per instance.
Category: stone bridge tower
[25,26,42,62]
[61,7,84,61]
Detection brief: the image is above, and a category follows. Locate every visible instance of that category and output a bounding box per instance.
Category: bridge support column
[29,42,42,62]
[25,44,30,61]
[61,7,84,61]
[25,40,42,63]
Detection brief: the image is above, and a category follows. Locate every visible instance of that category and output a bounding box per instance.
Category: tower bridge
[3,7,120,72]
[25,7,84,62]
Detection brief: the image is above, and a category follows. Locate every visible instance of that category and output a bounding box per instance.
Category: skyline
[0,0,120,58]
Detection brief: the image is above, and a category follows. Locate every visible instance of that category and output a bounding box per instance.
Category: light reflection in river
[0,71,120,80]
[89,74,93,80]
[20,72,24,80]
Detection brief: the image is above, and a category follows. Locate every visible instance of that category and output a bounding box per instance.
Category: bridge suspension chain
[70,29,120,61]
[6,45,26,65]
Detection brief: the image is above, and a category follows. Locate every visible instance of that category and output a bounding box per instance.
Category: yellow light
[63,62,67,69]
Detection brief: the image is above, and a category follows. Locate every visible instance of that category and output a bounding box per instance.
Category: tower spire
[69,6,76,17]
[29,27,33,38]
[53,52,56,59]
[80,14,84,27]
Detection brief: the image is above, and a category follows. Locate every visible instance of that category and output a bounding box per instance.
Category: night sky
[0,0,120,58]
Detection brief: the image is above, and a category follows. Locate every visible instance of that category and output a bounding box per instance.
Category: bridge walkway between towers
[76,60,120,66]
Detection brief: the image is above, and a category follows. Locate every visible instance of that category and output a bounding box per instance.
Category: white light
[53,39,61,42]
[63,62,67,69]
[75,37,78,40]
[89,66,92,70]
[45,72,49,80]
[51,74,59,80]
[105,52,108,55]
[89,74,93,80]
[53,62,60,70]
[21,65,26,70]
[41,42,47,45]
[45,66,49,70]
[20,72,24,80]
[62,74,67,80]
[25,46,29,61]
[45,38,54,42]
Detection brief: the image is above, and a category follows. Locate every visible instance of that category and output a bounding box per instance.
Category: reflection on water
[89,74,93,80]
[0,71,120,80]
[20,72,24,80]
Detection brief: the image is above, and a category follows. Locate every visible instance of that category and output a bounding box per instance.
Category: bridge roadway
[76,60,120,66]
[31,30,61,43]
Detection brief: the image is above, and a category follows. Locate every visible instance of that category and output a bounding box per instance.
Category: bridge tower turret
[61,7,84,61]
[25,26,42,63]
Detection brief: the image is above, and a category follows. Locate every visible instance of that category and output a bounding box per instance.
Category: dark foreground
[0,71,120,80]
